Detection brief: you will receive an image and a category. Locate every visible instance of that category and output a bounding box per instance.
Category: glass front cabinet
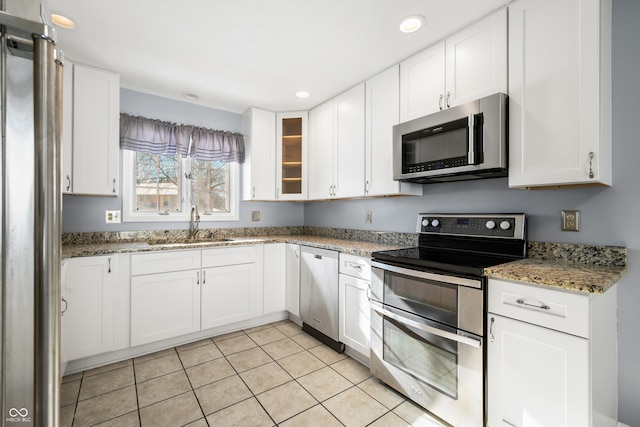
[276,112,308,200]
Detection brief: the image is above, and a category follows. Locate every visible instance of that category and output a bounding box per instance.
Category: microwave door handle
[371,303,482,348]
[467,114,476,165]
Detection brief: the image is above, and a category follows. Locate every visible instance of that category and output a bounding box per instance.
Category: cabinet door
[71,64,120,196]
[242,107,276,201]
[285,244,300,317]
[201,263,262,329]
[365,66,422,197]
[399,42,445,122]
[338,274,370,358]
[308,100,335,199]
[445,8,507,107]
[61,59,74,194]
[508,0,611,188]
[130,270,201,346]
[264,243,286,314]
[61,261,69,372]
[487,314,590,427]
[277,112,308,200]
[334,83,366,199]
[66,256,116,360]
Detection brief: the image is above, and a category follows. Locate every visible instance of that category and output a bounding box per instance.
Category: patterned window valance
[119,113,245,163]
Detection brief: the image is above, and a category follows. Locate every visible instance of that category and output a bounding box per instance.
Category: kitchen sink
[146,238,232,247]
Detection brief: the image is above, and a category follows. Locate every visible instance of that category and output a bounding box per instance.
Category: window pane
[191,159,229,213]
[135,152,181,212]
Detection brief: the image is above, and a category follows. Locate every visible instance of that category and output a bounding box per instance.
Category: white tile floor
[61,320,448,427]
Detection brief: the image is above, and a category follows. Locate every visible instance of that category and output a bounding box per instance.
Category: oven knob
[421,219,429,227]
[485,220,496,230]
[431,219,440,227]
[500,220,511,230]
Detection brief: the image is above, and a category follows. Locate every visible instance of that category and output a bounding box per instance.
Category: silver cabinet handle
[364,180,369,194]
[203,270,206,285]
[252,186,255,199]
[66,174,71,191]
[372,303,481,348]
[516,298,550,310]
[588,151,595,178]
[366,285,371,302]
[107,257,112,274]
[112,178,116,193]
[489,316,495,343]
[61,297,68,316]
[446,91,451,108]
[196,271,200,285]
[439,94,444,110]
[276,187,280,199]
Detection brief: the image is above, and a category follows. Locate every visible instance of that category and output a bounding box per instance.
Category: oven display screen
[456,218,470,225]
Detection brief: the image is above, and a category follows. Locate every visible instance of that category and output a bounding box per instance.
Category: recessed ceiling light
[182,92,199,101]
[296,91,310,99]
[399,15,425,33]
[51,13,76,29]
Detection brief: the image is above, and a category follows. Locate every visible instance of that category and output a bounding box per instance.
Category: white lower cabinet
[131,270,201,346]
[130,246,263,346]
[263,243,286,315]
[285,243,301,317]
[65,255,117,360]
[338,254,371,359]
[201,263,262,329]
[487,278,618,427]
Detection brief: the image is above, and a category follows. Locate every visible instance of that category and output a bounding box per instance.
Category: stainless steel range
[370,213,527,427]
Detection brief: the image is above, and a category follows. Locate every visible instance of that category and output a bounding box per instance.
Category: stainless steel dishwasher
[299,246,344,352]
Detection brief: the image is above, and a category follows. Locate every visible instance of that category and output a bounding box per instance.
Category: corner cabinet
[508,0,612,188]
[66,63,120,196]
[400,8,507,122]
[242,107,276,201]
[487,278,618,427]
[276,112,308,200]
[308,83,366,200]
[365,66,422,197]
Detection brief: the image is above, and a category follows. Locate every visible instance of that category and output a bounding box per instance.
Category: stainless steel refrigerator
[1,9,62,427]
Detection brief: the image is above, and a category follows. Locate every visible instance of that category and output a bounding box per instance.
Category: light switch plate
[365,211,372,223]
[105,210,121,224]
[561,210,580,231]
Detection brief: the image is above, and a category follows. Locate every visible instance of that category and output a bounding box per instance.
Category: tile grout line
[175,340,211,426]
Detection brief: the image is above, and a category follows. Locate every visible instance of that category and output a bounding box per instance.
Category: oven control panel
[417,213,526,239]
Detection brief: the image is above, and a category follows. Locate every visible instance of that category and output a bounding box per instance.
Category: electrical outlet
[251,211,260,221]
[365,211,372,223]
[561,210,580,231]
[105,210,121,224]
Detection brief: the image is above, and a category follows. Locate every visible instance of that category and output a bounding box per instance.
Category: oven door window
[383,314,458,399]
[402,117,469,173]
[384,271,458,327]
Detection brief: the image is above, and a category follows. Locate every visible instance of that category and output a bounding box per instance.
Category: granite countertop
[61,234,410,260]
[485,242,628,294]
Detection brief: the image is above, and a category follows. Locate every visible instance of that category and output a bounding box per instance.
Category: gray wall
[62,89,304,232]
[305,0,640,422]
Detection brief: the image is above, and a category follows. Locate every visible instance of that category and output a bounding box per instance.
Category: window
[123,150,239,222]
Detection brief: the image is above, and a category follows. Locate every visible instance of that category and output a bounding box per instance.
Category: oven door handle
[371,261,481,289]
[371,303,482,349]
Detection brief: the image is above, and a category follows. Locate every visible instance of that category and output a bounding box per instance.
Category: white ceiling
[49,0,509,114]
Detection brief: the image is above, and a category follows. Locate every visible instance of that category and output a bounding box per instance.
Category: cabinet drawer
[202,245,258,268]
[131,250,201,276]
[339,253,371,280]
[488,279,590,338]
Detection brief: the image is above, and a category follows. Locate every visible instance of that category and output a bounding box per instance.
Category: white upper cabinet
[308,83,366,200]
[400,9,507,122]
[70,63,120,196]
[276,112,308,200]
[508,0,612,188]
[242,107,276,200]
[365,66,422,197]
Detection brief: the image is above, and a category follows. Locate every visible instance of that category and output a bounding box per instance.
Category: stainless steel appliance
[370,213,526,427]
[299,246,344,352]
[1,10,63,427]
[393,93,507,184]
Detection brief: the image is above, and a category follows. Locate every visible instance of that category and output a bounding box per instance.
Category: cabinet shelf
[282,135,302,139]
[282,177,302,182]
[282,162,302,166]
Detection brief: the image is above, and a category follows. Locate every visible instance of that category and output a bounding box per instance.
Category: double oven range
[370,213,526,427]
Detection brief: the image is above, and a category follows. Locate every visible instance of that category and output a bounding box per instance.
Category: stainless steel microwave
[393,93,507,184]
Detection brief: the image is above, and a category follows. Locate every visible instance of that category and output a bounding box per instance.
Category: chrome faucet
[189,205,200,240]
